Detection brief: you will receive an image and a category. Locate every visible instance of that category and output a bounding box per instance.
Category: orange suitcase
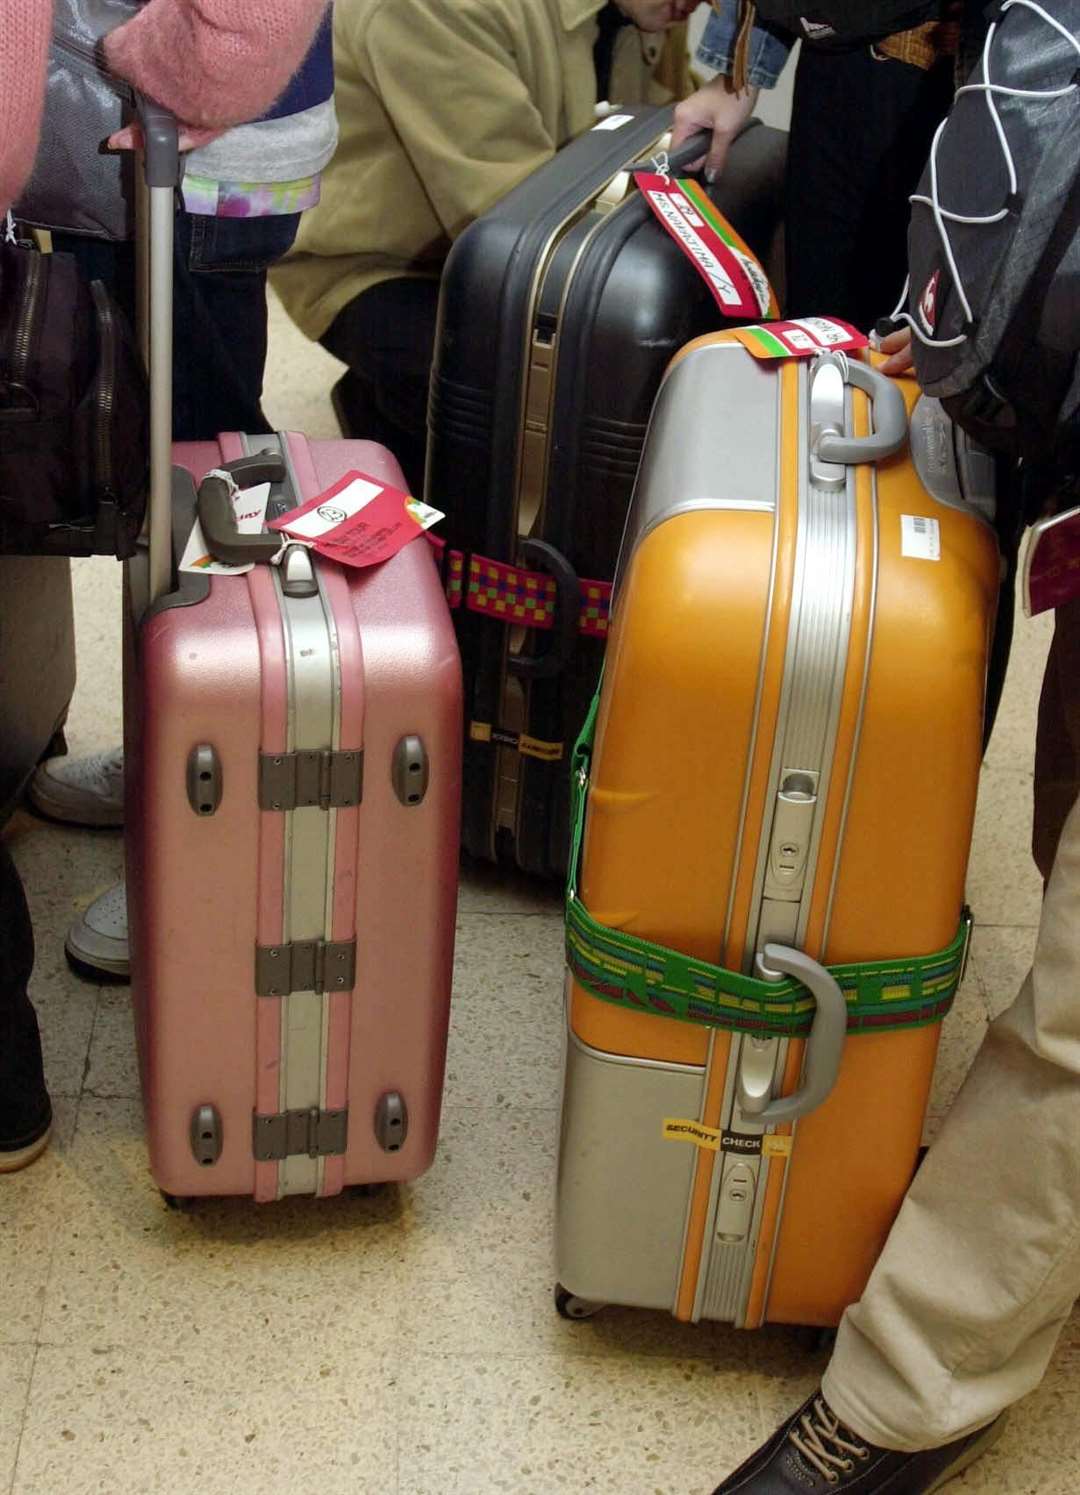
[554,335,1000,1329]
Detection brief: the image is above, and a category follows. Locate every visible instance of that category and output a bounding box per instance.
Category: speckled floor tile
[982,602,1052,777]
[400,1264,763,1367]
[38,1097,404,1356]
[966,767,1043,928]
[0,1346,34,1489]
[82,987,138,1101]
[398,1099,753,1364]
[395,1104,557,1282]
[443,912,565,1111]
[973,924,1039,1022]
[394,1351,760,1495]
[13,1341,396,1495]
[0,1098,78,1345]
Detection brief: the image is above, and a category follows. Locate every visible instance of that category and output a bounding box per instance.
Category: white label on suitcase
[283,476,384,538]
[592,113,634,131]
[901,514,941,561]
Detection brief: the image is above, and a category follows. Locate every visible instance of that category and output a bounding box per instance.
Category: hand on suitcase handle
[134,97,181,190]
[663,130,713,177]
[737,945,848,1125]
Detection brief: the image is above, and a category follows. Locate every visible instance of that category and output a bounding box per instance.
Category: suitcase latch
[252,1107,349,1162]
[254,938,357,997]
[258,748,364,811]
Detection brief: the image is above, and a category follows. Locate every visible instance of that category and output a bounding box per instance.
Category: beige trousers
[822,598,1080,1452]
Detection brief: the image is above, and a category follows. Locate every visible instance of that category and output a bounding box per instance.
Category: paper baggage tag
[179,480,270,577]
[732,317,869,360]
[269,470,443,570]
[635,172,776,320]
[900,514,941,562]
[1022,504,1080,616]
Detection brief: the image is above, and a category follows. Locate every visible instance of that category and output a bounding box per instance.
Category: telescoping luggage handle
[136,102,316,599]
[137,97,180,607]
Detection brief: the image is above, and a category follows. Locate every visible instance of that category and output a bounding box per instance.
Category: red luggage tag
[635,172,777,320]
[732,318,869,359]
[269,470,443,570]
[1022,505,1080,616]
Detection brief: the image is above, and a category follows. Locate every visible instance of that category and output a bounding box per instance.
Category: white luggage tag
[179,478,271,577]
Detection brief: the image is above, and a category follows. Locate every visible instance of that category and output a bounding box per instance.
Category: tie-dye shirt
[181,172,323,219]
[180,11,336,219]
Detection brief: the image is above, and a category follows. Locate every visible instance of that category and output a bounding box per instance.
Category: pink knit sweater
[0,0,328,212]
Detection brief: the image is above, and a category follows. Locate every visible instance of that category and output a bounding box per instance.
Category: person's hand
[108,123,223,154]
[672,75,759,180]
[877,326,914,377]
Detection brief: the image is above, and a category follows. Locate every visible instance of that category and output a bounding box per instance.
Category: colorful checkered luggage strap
[565,689,973,1040]
[429,538,612,640]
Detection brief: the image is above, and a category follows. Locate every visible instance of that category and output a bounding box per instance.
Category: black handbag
[0,236,148,557]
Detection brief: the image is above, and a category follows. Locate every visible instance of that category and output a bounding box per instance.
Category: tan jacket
[273,0,693,341]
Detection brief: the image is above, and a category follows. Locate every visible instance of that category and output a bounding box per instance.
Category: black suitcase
[0,555,76,823]
[427,106,787,879]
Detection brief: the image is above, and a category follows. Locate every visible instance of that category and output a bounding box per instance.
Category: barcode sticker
[901,514,941,561]
[592,113,634,131]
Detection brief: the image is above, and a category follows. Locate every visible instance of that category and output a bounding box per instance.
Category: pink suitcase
[124,110,462,1203]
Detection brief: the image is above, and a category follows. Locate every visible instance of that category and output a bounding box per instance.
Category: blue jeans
[55,208,300,442]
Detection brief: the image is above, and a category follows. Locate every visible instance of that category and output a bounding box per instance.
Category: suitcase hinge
[252,1106,349,1162]
[255,938,357,997]
[258,749,364,812]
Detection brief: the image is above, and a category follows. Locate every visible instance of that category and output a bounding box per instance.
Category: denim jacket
[697,1,793,87]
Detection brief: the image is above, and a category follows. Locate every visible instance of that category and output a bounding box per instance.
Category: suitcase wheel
[160,1190,192,1212]
[554,1284,606,1322]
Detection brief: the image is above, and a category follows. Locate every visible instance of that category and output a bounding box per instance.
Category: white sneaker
[29,746,125,828]
[66,880,129,980]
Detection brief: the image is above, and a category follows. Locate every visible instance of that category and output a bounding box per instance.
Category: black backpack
[905,0,1080,488]
[0,236,148,557]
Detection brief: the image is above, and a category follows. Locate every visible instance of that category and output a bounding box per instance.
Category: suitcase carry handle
[197,454,288,564]
[737,944,847,1125]
[813,354,909,468]
[662,130,712,176]
[508,539,581,681]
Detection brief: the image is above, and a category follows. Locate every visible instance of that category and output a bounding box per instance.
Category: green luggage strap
[565,691,972,1041]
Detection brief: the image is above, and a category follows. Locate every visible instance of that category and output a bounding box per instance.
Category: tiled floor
[2,296,1077,1494]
